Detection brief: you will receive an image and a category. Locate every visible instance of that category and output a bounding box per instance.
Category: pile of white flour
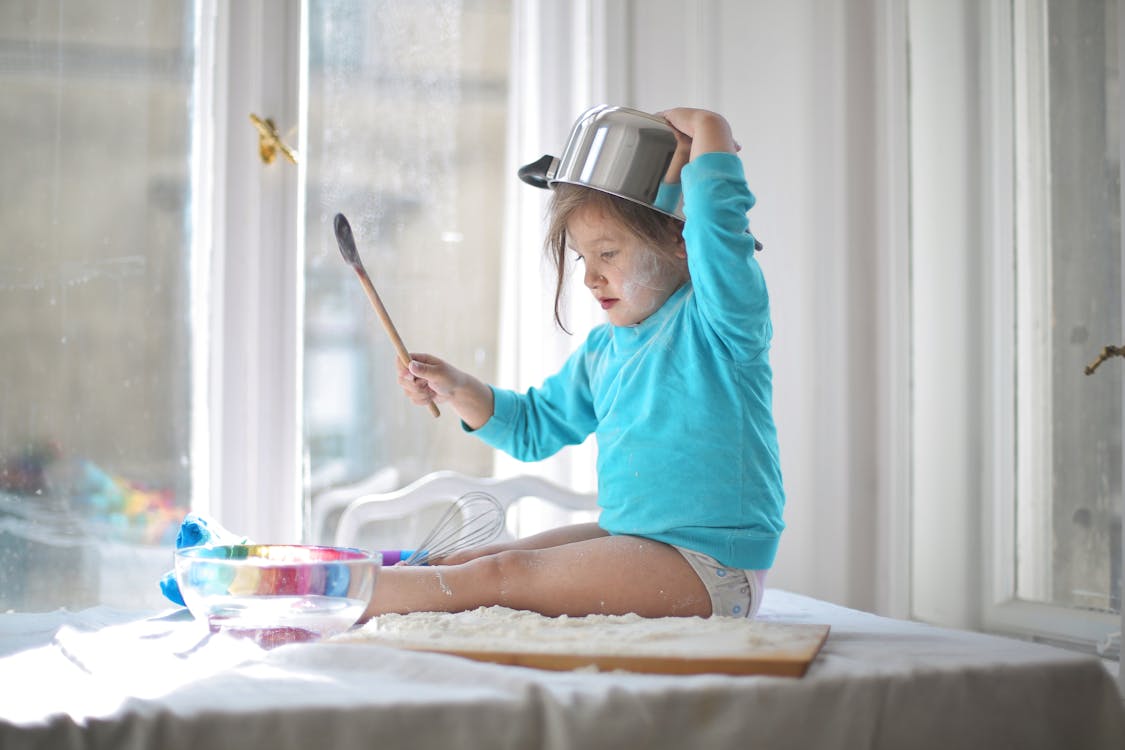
[334,605,809,658]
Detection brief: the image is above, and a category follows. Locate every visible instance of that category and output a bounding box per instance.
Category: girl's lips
[599,298,618,310]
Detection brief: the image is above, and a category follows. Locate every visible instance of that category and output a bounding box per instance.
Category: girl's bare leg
[435,522,608,566]
[361,534,711,620]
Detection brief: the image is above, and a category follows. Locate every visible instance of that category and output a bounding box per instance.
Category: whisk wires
[404,491,505,565]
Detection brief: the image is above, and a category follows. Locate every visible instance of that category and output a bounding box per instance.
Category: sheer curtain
[492,0,605,496]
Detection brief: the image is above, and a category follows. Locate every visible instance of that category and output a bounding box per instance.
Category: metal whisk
[388,491,505,565]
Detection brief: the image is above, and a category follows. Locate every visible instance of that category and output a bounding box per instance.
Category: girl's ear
[675,235,687,260]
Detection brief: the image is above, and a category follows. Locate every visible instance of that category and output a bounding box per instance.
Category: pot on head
[518,104,762,250]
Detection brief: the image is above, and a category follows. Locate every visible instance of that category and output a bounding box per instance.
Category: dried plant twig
[1084,345,1125,376]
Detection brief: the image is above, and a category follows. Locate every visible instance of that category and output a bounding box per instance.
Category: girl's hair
[545,183,685,331]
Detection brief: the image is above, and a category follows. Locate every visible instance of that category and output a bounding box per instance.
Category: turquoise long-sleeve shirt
[472,152,785,569]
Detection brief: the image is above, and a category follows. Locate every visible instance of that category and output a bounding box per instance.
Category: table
[2,590,1121,749]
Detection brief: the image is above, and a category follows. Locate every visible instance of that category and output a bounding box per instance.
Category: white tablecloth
[1,590,1122,750]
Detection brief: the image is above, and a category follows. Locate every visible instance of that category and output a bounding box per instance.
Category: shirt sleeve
[654,181,683,216]
[467,339,599,461]
[680,152,772,360]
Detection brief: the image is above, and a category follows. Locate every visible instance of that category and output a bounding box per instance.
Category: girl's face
[567,204,689,327]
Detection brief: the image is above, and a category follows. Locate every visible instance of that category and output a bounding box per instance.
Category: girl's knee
[465,549,540,606]
[488,548,536,582]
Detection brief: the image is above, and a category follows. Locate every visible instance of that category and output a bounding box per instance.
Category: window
[910,0,1122,651]
[1005,0,1122,641]
[0,0,512,611]
[303,0,510,509]
[0,2,197,611]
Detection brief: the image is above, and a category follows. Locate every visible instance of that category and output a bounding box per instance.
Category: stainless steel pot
[518,105,683,219]
[518,104,762,249]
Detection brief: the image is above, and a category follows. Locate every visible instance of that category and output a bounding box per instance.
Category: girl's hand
[397,353,459,405]
[397,353,495,429]
[657,107,740,161]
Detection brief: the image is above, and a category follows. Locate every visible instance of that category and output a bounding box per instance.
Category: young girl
[365,107,784,620]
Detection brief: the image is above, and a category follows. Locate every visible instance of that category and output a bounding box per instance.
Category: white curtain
[493,0,605,495]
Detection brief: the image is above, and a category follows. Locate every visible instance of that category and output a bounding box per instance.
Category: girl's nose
[584,262,604,288]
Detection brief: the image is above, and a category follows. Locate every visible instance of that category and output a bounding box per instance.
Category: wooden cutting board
[339,609,830,677]
[387,624,830,677]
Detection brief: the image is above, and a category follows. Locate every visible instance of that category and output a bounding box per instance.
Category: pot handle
[517,154,556,189]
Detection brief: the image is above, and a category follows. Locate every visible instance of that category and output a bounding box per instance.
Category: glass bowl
[174,544,380,648]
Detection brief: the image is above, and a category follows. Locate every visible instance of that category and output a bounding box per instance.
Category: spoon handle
[351,266,441,418]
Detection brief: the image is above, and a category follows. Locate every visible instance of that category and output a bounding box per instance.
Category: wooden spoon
[334,213,440,418]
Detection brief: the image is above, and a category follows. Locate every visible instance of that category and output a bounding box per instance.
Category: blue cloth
[471,152,784,569]
[158,513,248,605]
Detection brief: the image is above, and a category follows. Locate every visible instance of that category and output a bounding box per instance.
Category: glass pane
[0,2,196,610]
[303,0,510,541]
[1016,0,1123,615]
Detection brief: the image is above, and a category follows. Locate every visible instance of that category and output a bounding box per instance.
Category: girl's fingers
[398,369,423,390]
[397,354,460,407]
[398,369,438,407]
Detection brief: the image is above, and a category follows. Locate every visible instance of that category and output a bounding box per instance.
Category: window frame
[194,0,305,543]
[980,0,1120,650]
[910,0,1121,656]
[1119,0,1125,694]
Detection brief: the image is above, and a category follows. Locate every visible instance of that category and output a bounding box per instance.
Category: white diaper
[673,545,767,619]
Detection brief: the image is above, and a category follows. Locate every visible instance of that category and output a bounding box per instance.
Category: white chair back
[332,471,597,552]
